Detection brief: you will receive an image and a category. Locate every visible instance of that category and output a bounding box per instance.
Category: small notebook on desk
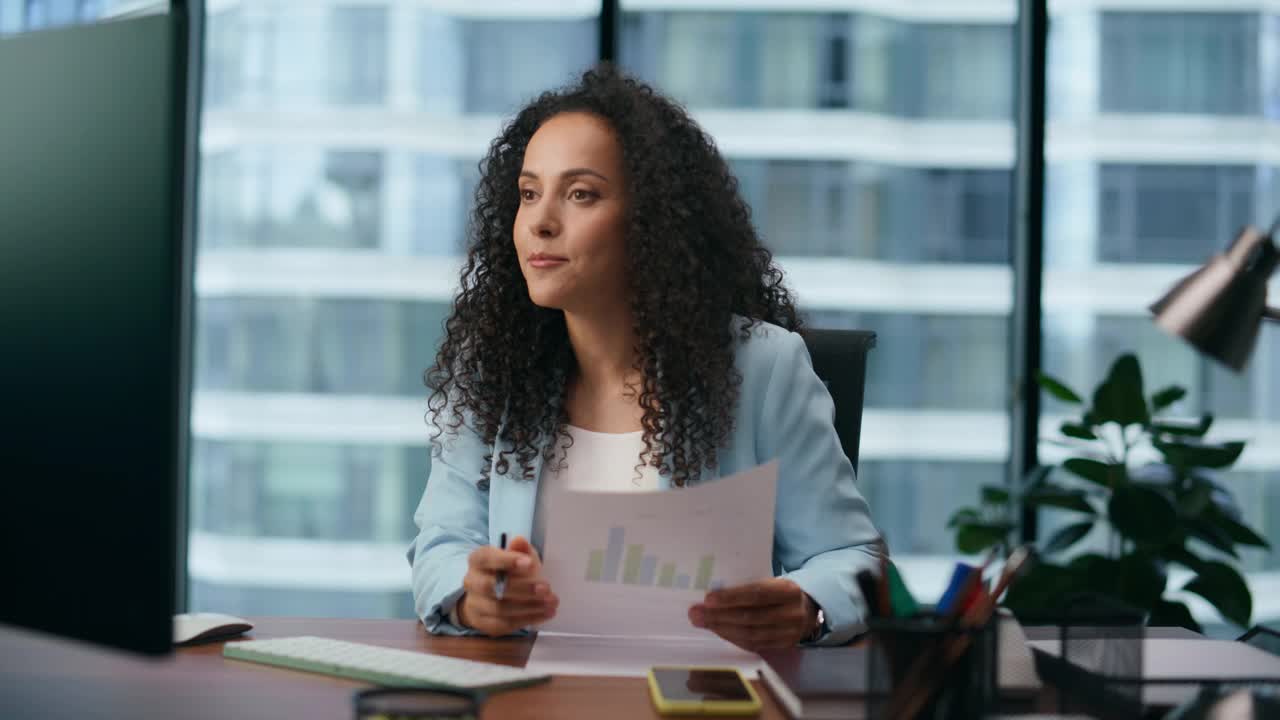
[758,613,1041,720]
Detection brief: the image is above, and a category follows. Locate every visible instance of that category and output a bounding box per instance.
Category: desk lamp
[1149,217,1280,372]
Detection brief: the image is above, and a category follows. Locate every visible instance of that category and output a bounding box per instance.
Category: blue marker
[936,563,974,613]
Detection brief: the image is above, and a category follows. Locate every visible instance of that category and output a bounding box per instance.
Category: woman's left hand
[688,578,818,652]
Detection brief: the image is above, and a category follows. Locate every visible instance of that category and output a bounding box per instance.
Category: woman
[407,64,883,650]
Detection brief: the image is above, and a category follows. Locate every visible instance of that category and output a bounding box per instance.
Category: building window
[906,23,1013,119]
[808,310,1009,411]
[329,6,388,105]
[463,19,596,114]
[733,162,1011,263]
[1101,12,1260,115]
[1100,164,1256,263]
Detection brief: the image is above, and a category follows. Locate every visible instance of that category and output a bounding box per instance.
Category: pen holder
[865,613,999,720]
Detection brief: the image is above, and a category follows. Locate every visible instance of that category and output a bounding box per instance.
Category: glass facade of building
[1043,6,1280,623]
[4,0,1278,627]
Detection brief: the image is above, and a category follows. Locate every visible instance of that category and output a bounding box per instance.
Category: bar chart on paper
[540,460,778,637]
[585,527,723,591]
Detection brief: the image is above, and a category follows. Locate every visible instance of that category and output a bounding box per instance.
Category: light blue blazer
[406,320,885,645]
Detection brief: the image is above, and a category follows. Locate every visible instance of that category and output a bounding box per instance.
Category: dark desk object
[0,1,201,656]
[0,617,1199,720]
[801,329,876,473]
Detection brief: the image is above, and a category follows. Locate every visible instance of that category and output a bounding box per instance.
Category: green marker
[886,562,920,616]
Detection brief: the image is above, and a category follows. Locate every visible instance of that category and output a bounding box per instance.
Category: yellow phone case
[647,665,762,716]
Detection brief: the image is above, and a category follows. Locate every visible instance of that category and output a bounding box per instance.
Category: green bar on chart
[657,562,676,588]
[622,545,645,584]
[586,549,604,581]
[694,555,715,590]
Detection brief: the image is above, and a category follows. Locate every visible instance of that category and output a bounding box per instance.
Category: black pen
[856,569,882,618]
[494,532,508,600]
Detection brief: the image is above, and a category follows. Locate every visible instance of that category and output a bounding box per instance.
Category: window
[810,311,1008,412]
[1047,5,1280,628]
[905,169,1011,263]
[622,11,1012,119]
[27,0,1271,625]
[203,6,243,108]
[197,148,386,250]
[0,0,154,32]
[623,13,747,108]
[22,0,78,28]
[1101,13,1260,115]
[908,23,1013,119]
[730,161,1011,263]
[195,298,450,396]
[623,2,1016,600]
[192,440,417,540]
[328,7,387,105]
[462,19,596,113]
[1100,165,1256,264]
[860,460,1002,558]
[190,4,596,617]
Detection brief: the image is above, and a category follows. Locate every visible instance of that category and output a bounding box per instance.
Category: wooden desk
[0,617,1199,719]
[0,616,785,719]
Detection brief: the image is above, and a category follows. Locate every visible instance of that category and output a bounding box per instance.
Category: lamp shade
[1150,226,1279,373]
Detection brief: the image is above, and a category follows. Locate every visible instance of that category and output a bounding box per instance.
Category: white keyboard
[223,636,550,692]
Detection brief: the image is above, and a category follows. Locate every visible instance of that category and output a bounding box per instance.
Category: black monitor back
[0,4,200,655]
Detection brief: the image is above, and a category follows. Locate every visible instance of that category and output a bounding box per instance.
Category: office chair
[801,329,876,473]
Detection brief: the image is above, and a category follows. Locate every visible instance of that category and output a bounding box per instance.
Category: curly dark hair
[425,63,801,490]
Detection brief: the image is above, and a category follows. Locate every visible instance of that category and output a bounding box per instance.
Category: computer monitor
[0,1,201,655]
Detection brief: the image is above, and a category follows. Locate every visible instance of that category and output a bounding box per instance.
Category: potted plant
[949,353,1270,631]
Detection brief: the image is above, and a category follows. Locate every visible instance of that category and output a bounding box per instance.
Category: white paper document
[526,632,766,678]
[538,460,778,638]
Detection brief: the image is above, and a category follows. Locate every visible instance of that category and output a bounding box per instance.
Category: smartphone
[647,665,762,716]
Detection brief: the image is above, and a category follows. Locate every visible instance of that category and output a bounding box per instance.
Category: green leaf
[1115,553,1167,609]
[1154,439,1246,469]
[1091,354,1150,427]
[1149,599,1201,633]
[1181,474,1243,519]
[1177,483,1214,516]
[1152,413,1213,438]
[1184,517,1240,558]
[1192,412,1213,435]
[1163,545,1208,573]
[1042,521,1093,555]
[981,485,1010,505]
[1002,564,1083,617]
[1066,554,1121,597]
[1151,385,1187,412]
[1038,372,1083,404]
[1023,486,1096,514]
[1063,458,1123,488]
[947,508,981,529]
[1060,422,1098,440]
[1212,513,1271,549]
[1183,561,1252,628]
[956,522,1012,554]
[1109,484,1177,545]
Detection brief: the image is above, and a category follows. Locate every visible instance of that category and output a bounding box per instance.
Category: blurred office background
[2,0,1277,630]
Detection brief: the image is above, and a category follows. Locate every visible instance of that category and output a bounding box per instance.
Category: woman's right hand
[456,535,559,636]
